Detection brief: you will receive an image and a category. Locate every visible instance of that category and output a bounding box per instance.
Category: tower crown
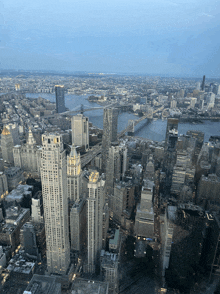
[89,171,99,183]
[2,127,10,136]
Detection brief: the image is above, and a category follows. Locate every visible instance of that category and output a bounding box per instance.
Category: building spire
[70,144,77,158]
[27,128,36,145]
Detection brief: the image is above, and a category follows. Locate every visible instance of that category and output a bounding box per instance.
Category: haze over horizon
[0,0,220,78]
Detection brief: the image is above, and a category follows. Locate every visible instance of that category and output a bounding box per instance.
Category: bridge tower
[80,104,84,114]
[127,120,135,136]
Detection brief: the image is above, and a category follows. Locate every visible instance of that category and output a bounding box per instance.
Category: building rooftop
[6,184,33,203]
[101,251,118,268]
[71,278,108,294]
[24,274,61,294]
[109,229,119,247]
[7,252,35,275]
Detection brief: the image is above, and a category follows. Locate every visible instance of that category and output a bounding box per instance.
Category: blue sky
[0,0,220,77]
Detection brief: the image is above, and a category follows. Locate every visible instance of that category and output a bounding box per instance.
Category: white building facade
[41,133,70,274]
[71,114,89,150]
[67,145,82,201]
[86,171,105,273]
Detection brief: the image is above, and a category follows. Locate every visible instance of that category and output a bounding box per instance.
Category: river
[26,93,220,142]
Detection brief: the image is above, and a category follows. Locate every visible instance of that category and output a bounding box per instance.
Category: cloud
[200,12,214,18]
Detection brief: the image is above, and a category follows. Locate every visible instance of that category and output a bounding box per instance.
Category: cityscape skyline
[1,72,220,292]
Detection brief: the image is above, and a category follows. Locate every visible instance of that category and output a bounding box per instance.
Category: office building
[55,85,65,113]
[71,114,89,150]
[41,133,70,274]
[70,199,87,252]
[1,127,14,165]
[86,171,105,273]
[0,206,30,252]
[24,274,61,294]
[21,221,46,259]
[5,122,20,145]
[197,174,220,207]
[31,191,44,223]
[100,250,119,294]
[0,172,8,200]
[13,128,41,176]
[67,145,82,201]
[106,144,128,195]
[165,118,178,148]
[4,167,23,191]
[134,184,154,239]
[71,278,108,294]
[0,246,6,268]
[20,222,38,257]
[201,75,206,91]
[110,181,135,226]
[102,108,118,172]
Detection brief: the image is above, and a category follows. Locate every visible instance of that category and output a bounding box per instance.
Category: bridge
[81,106,164,167]
[43,105,103,119]
[42,101,121,119]
[81,113,150,168]
[118,105,164,137]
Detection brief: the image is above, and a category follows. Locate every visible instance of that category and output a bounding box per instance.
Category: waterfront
[27,93,220,142]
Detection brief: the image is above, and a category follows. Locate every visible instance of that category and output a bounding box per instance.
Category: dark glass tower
[201,75,206,91]
[102,108,118,172]
[165,118,179,148]
[55,85,65,113]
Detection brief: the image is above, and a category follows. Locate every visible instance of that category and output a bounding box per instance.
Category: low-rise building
[24,274,61,294]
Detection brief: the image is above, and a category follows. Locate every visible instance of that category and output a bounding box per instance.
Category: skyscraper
[102,108,118,172]
[1,127,14,165]
[86,171,105,273]
[67,144,82,201]
[41,133,70,274]
[71,114,89,150]
[13,128,41,176]
[106,144,128,195]
[201,75,206,91]
[165,118,179,148]
[55,85,65,113]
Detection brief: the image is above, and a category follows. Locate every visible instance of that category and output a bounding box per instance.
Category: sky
[0,0,220,77]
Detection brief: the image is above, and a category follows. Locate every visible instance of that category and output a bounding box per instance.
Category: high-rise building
[0,172,8,200]
[71,114,89,150]
[134,184,154,239]
[86,171,105,273]
[31,191,43,223]
[20,222,38,257]
[55,85,65,113]
[165,118,178,148]
[41,133,70,274]
[13,128,41,176]
[5,122,20,145]
[110,181,135,225]
[106,144,128,195]
[100,250,119,294]
[70,199,87,252]
[1,127,14,165]
[201,75,206,91]
[67,145,82,201]
[102,108,118,172]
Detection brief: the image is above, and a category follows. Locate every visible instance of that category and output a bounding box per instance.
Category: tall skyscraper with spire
[102,108,118,172]
[41,133,70,274]
[55,85,65,113]
[67,144,82,201]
